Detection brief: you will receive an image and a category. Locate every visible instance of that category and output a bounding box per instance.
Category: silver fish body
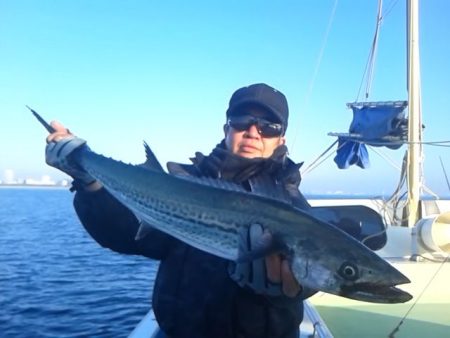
[75,148,412,304]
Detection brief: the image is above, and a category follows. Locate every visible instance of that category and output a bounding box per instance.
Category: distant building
[41,175,55,185]
[24,175,56,186]
[0,170,71,187]
[58,179,70,187]
[2,169,17,184]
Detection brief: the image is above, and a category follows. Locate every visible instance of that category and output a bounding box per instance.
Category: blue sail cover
[334,139,370,169]
[334,101,408,169]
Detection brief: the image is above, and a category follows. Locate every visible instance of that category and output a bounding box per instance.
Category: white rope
[301,140,338,176]
[389,254,450,337]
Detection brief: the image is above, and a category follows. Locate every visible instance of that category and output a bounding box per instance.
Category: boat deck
[128,300,333,338]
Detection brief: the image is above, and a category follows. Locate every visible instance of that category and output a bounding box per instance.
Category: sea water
[0,187,157,337]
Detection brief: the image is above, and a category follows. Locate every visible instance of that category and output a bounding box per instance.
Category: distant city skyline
[0,168,69,186]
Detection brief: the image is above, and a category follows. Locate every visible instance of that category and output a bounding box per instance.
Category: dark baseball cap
[226,83,289,131]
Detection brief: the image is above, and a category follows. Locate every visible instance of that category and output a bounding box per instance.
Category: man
[45,83,314,338]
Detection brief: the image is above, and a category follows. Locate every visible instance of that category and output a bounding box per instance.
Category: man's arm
[44,121,175,260]
[73,187,175,260]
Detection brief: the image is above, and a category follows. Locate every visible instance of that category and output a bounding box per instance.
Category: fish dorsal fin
[139,141,165,172]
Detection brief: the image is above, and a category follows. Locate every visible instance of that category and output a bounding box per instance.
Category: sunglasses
[227,115,284,138]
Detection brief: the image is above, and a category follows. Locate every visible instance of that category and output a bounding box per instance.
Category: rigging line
[302,147,336,177]
[439,156,450,193]
[372,196,395,225]
[425,140,450,144]
[407,140,450,145]
[364,0,383,99]
[383,0,401,19]
[351,141,450,148]
[385,154,407,202]
[355,48,373,101]
[386,153,408,224]
[393,193,409,224]
[371,146,440,199]
[412,254,449,263]
[357,0,398,102]
[301,139,338,176]
[307,152,337,176]
[367,145,402,172]
[388,254,450,338]
[302,139,346,176]
[423,143,450,148]
[361,227,387,246]
[360,139,450,146]
[421,185,440,200]
[289,0,338,152]
[355,0,383,102]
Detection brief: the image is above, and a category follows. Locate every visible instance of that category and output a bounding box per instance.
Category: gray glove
[228,223,283,296]
[45,136,95,186]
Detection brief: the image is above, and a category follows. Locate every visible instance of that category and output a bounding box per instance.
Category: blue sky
[1,0,449,196]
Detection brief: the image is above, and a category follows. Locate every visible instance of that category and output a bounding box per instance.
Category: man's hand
[45,121,100,190]
[229,224,301,298]
[46,120,72,143]
[265,253,301,298]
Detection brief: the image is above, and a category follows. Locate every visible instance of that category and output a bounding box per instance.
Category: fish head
[289,237,412,304]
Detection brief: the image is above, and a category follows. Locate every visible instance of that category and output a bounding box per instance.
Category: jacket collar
[190,140,300,184]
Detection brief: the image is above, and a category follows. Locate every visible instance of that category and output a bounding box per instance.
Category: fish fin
[236,228,287,263]
[139,141,165,172]
[135,220,154,240]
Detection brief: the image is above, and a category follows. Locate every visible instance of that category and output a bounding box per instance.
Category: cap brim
[227,100,284,124]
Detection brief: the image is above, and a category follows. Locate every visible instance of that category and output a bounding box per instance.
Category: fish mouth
[340,283,413,304]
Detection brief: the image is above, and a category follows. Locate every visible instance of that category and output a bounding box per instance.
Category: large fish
[33,109,412,304]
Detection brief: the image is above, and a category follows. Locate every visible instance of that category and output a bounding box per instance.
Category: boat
[130,0,450,337]
[306,0,450,336]
[128,300,334,338]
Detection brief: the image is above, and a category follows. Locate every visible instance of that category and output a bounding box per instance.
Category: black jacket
[73,142,311,338]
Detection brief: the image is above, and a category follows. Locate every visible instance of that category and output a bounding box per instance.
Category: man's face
[224,108,285,159]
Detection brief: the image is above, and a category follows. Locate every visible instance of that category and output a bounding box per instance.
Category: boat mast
[406,0,423,227]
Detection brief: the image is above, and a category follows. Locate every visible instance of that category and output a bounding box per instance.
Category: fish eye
[338,262,359,281]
